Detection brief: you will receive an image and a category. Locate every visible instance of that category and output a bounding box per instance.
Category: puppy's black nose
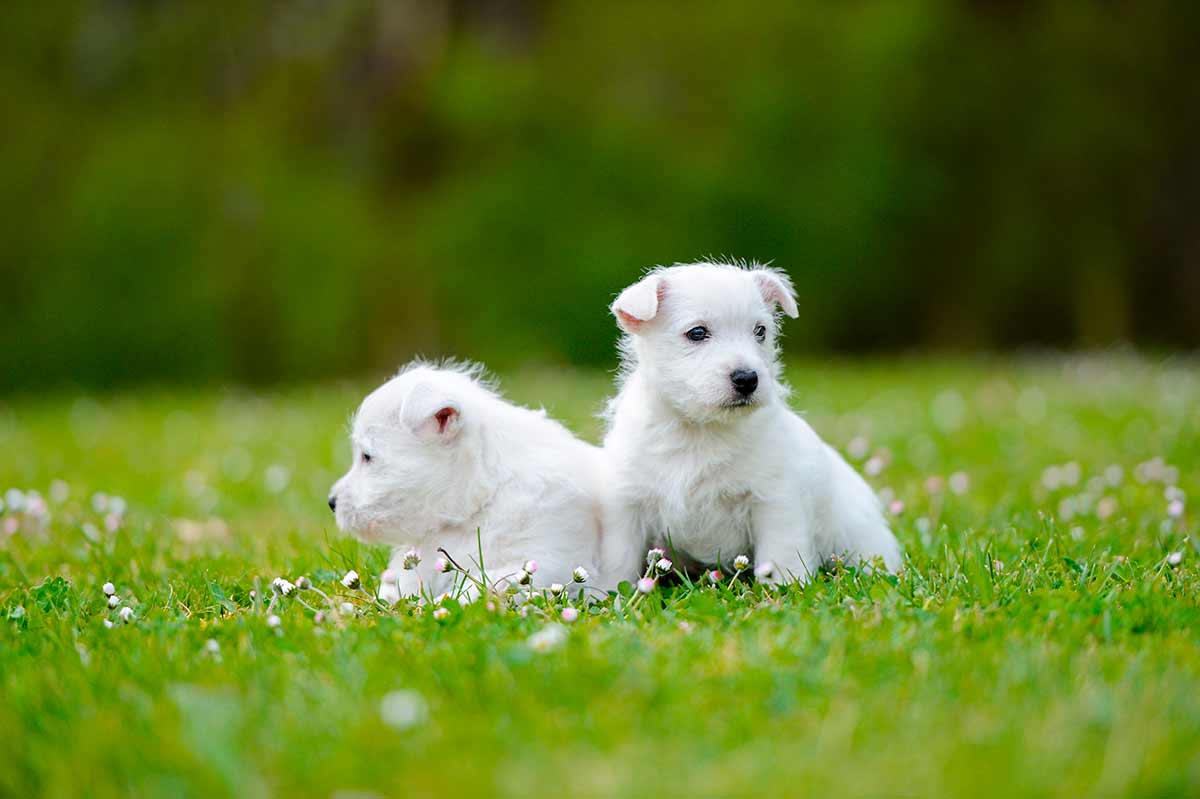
[731,368,759,396]
[327,495,337,512]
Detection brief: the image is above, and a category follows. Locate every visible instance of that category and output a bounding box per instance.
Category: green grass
[2,356,1198,798]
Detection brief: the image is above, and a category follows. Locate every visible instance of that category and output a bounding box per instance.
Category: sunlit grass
[2,355,1198,798]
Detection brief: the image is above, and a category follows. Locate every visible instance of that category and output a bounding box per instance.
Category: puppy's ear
[400,382,462,441]
[611,275,665,333]
[752,268,798,318]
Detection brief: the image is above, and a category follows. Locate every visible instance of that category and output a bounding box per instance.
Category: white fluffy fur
[602,261,902,584]
[329,361,611,600]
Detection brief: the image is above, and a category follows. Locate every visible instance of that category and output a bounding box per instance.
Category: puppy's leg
[752,499,823,586]
[599,500,650,588]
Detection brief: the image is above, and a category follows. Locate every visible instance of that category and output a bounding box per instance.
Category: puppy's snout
[730,368,759,397]
[327,495,337,513]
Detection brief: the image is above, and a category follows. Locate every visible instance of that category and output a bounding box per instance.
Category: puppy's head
[611,262,798,423]
[328,365,479,543]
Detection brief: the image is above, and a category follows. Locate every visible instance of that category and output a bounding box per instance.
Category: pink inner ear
[434,407,457,433]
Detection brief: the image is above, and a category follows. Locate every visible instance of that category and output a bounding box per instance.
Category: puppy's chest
[626,448,756,561]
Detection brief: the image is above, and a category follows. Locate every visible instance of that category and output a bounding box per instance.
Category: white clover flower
[1167,551,1183,566]
[204,639,220,655]
[433,557,451,573]
[753,562,774,580]
[527,624,567,653]
[379,690,428,731]
[646,548,666,566]
[266,614,281,628]
[117,606,134,623]
[636,577,656,594]
[271,577,297,597]
[655,558,673,574]
[572,567,589,583]
[340,570,361,589]
[549,583,564,595]
[401,550,420,570]
[732,555,750,572]
[339,602,356,615]
[432,607,450,621]
[561,607,579,623]
[107,594,121,609]
[102,582,115,597]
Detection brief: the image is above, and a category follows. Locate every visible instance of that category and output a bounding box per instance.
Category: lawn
[2,356,1198,798]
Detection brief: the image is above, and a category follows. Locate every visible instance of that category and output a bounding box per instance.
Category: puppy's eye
[685,326,710,342]
[361,452,373,464]
[754,324,767,342]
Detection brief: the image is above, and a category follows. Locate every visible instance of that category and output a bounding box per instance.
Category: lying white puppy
[328,362,609,601]
[602,261,902,584]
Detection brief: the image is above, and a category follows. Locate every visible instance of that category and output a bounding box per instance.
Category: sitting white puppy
[328,362,609,601]
[602,261,902,584]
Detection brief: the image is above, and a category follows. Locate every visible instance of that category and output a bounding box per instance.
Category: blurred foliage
[2,0,1198,389]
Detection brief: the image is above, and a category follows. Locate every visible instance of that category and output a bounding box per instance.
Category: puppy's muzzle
[730,368,759,398]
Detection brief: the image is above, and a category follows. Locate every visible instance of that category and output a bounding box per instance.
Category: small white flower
[1097,497,1117,520]
[949,471,970,495]
[434,557,451,573]
[549,583,564,595]
[523,559,538,575]
[732,555,750,571]
[340,570,361,589]
[1167,551,1183,566]
[108,496,127,516]
[102,582,115,597]
[340,602,356,615]
[527,624,568,653]
[204,638,220,655]
[561,607,579,623]
[753,561,774,580]
[117,606,134,623]
[107,594,121,609]
[271,577,297,597]
[401,550,420,570]
[864,456,885,477]
[295,576,312,590]
[50,480,69,504]
[847,436,870,460]
[432,607,450,621]
[266,614,281,628]
[636,577,656,594]
[888,499,905,516]
[1168,500,1185,519]
[379,690,428,731]
[103,619,114,629]
[516,569,532,586]
[90,492,108,513]
[572,567,589,583]
[655,558,673,574]
[646,548,666,566]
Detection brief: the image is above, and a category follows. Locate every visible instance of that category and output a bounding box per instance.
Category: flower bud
[340,570,360,590]
[572,567,589,583]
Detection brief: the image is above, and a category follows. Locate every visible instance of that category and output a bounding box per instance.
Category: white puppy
[602,261,902,584]
[329,362,610,601]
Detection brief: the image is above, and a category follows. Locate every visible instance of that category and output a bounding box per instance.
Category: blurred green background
[4,0,1198,391]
